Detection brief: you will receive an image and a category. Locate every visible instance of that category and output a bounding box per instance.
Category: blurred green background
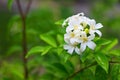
[0,0,120,80]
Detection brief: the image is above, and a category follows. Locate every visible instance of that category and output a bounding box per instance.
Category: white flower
[79,32,96,52]
[66,21,83,33]
[62,12,103,55]
[64,30,82,44]
[62,12,85,27]
[64,44,81,54]
[89,19,103,37]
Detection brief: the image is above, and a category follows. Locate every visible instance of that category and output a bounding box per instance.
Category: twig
[25,0,32,16]
[66,61,120,80]
[15,0,32,80]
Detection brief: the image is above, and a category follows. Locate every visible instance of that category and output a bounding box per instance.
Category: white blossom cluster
[62,13,103,55]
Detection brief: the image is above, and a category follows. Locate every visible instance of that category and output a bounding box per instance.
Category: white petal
[95,30,102,37]
[89,19,96,26]
[78,12,84,16]
[64,45,74,54]
[64,34,70,43]
[89,29,95,34]
[75,47,81,55]
[68,47,74,54]
[66,26,73,33]
[80,43,86,52]
[64,45,70,50]
[70,38,76,44]
[95,23,103,29]
[62,18,69,27]
[88,34,95,40]
[87,41,96,50]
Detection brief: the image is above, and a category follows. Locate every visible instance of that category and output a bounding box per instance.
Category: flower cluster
[62,13,103,55]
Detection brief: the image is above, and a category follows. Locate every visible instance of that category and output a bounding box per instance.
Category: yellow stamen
[74,25,78,30]
[85,28,89,34]
[83,37,88,43]
[70,32,75,38]
[91,26,95,30]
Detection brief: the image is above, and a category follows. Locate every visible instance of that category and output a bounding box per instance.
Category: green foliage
[94,38,111,46]
[95,52,109,73]
[110,64,120,80]
[55,19,64,26]
[26,46,52,58]
[7,0,14,10]
[40,34,57,47]
[104,39,118,51]
[95,65,108,80]
[1,0,120,80]
[109,49,120,56]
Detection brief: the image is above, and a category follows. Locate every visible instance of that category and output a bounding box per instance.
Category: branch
[66,61,120,80]
[25,0,32,16]
[15,0,32,80]
[16,0,25,18]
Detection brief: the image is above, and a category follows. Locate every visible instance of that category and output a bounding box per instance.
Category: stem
[25,0,32,16]
[66,61,120,80]
[16,0,32,80]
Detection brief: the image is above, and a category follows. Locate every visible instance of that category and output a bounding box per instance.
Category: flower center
[70,32,75,38]
[83,37,88,43]
[74,25,78,30]
[85,28,89,34]
[91,25,95,30]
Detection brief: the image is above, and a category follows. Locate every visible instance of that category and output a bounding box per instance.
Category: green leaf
[7,0,14,10]
[111,64,120,80]
[95,65,107,80]
[41,46,52,55]
[6,45,22,56]
[56,47,63,55]
[61,51,71,62]
[80,48,90,62]
[26,46,52,58]
[57,34,64,45]
[95,52,109,73]
[104,39,118,51]
[95,38,111,46]
[40,73,53,80]
[109,49,120,56]
[55,19,64,26]
[45,63,68,78]
[40,34,57,47]
[64,61,74,75]
[73,69,95,80]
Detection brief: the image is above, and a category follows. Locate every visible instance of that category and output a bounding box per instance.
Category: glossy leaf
[26,46,52,58]
[95,65,107,80]
[61,51,71,62]
[104,39,118,51]
[111,64,120,80]
[57,34,64,45]
[109,49,120,56]
[41,46,52,55]
[80,48,90,62]
[40,34,57,47]
[45,63,68,78]
[56,48,63,55]
[55,19,64,26]
[95,38,111,46]
[73,69,95,80]
[95,52,109,73]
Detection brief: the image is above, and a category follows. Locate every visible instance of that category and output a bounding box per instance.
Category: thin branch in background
[66,61,120,80]
[15,0,32,80]
[66,62,97,80]
[25,0,32,16]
